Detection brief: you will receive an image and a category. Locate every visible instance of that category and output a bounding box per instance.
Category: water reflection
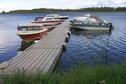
[73,29,111,64]
[58,28,113,70]
[18,40,35,51]
[0,30,21,62]
[71,28,111,38]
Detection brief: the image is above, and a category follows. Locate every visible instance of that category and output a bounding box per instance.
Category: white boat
[46,14,69,22]
[71,14,113,31]
[17,23,48,41]
[32,16,62,30]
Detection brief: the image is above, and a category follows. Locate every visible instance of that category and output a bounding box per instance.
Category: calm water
[0,12,126,70]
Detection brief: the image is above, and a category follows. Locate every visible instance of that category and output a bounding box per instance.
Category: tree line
[2,7,126,13]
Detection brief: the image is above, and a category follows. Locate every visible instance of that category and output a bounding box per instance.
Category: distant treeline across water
[2,7,126,13]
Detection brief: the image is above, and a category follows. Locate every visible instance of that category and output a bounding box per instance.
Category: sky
[0,0,126,12]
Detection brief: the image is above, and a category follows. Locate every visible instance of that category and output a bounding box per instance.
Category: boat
[33,16,62,24]
[71,14,114,31]
[46,14,69,21]
[32,14,69,29]
[17,23,48,41]
[32,16,62,30]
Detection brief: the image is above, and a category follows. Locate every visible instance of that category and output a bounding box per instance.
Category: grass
[3,64,126,84]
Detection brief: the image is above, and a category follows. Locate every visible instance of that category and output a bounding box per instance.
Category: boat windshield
[46,14,59,17]
[35,17,44,21]
[44,18,53,20]
[18,26,43,31]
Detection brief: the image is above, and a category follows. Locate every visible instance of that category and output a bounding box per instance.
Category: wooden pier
[3,20,71,74]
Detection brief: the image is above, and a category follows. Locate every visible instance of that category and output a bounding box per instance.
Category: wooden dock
[3,20,71,74]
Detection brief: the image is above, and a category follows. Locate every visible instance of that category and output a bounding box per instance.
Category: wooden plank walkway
[3,20,71,74]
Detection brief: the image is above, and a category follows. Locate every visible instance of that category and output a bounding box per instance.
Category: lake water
[0,12,126,70]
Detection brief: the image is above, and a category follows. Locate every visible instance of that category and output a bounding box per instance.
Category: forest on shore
[1,7,126,13]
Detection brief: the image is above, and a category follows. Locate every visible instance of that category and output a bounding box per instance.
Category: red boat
[31,14,69,30]
[17,23,48,41]
[32,17,62,30]
[46,14,69,22]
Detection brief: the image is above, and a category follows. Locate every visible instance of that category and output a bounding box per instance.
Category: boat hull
[54,18,68,22]
[17,30,48,41]
[72,26,110,31]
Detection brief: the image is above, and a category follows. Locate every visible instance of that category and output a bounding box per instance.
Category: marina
[0,0,126,83]
[0,12,126,73]
[2,20,71,73]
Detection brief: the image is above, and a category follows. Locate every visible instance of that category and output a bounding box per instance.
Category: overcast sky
[0,0,126,12]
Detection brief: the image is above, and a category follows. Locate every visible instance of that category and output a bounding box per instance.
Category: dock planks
[3,20,71,74]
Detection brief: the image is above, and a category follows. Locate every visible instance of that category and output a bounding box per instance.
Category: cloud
[0,0,126,12]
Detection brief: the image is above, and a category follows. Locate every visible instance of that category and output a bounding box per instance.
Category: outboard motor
[70,20,73,23]
[107,23,113,32]
[70,19,76,23]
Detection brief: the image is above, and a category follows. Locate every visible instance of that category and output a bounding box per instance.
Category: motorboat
[32,16,62,29]
[46,14,69,21]
[17,23,48,41]
[71,14,114,31]
[33,16,62,24]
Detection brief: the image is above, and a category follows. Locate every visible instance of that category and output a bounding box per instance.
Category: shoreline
[1,7,126,14]
[0,11,126,14]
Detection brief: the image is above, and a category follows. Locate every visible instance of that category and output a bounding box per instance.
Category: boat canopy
[84,13,91,17]
[73,16,90,24]
[73,14,105,25]
[88,18,97,24]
